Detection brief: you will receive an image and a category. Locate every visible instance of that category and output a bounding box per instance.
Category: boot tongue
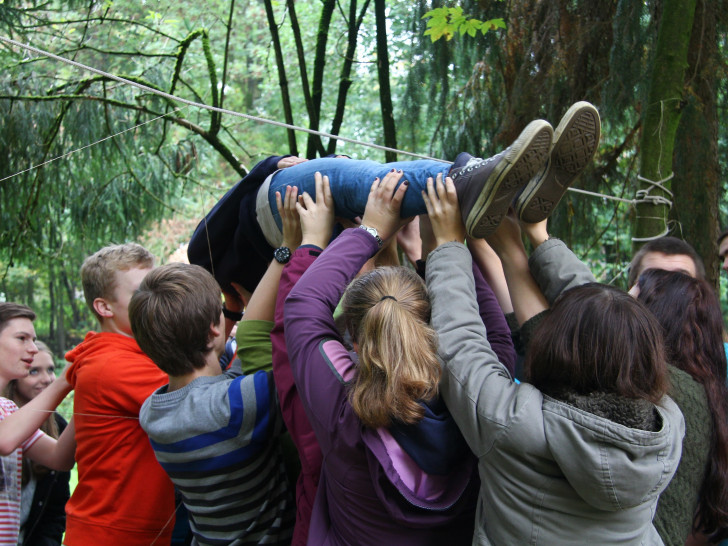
[450,151,474,171]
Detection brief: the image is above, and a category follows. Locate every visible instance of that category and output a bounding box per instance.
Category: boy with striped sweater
[132,260,295,545]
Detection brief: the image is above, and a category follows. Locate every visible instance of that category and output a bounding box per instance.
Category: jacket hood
[542,394,684,511]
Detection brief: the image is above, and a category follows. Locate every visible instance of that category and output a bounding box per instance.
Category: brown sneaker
[515,102,601,223]
[450,120,553,238]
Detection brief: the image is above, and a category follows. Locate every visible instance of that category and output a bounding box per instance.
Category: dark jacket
[21,413,71,546]
[187,155,285,293]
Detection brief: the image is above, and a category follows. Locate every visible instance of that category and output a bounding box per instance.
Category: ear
[209,321,223,342]
[93,298,114,319]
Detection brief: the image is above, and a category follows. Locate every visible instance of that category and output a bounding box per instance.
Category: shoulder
[0,397,18,417]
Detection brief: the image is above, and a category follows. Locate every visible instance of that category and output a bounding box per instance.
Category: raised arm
[423,176,526,456]
[520,220,596,304]
[271,173,333,468]
[0,368,72,456]
[284,171,409,438]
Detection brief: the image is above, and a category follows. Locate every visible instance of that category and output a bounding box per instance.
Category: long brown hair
[637,269,728,540]
[526,283,669,403]
[342,266,441,429]
[4,341,59,484]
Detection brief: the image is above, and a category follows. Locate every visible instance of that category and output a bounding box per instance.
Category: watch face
[274,247,291,264]
[359,225,377,237]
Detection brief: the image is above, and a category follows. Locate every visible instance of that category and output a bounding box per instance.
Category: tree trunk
[287,0,317,146]
[632,0,697,249]
[671,0,721,288]
[263,0,299,156]
[306,0,336,158]
[374,0,397,162]
[326,0,372,156]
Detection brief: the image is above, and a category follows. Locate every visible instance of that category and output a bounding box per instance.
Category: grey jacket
[426,239,685,545]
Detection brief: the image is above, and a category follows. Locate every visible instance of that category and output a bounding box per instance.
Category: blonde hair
[342,266,441,429]
[4,340,58,484]
[81,243,155,319]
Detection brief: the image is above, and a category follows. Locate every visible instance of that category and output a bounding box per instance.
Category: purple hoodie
[284,228,514,545]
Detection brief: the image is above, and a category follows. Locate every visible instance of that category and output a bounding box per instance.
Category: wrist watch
[273,246,292,264]
[358,224,383,247]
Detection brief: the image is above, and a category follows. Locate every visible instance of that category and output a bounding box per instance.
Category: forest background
[0,0,727,358]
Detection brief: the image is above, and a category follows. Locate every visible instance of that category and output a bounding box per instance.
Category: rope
[0,106,188,183]
[0,35,447,163]
[567,187,633,204]
[631,172,674,242]
[0,36,667,214]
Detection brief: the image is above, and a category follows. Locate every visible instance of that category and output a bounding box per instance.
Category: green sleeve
[235,319,274,374]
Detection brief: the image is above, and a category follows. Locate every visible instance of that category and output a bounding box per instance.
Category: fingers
[314,171,324,201]
[284,185,298,212]
[323,175,333,208]
[379,169,404,195]
[275,191,284,215]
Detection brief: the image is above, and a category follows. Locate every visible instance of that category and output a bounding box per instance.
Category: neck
[99,323,133,337]
[167,354,222,392]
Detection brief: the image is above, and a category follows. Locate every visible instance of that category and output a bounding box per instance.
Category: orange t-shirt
[64,332,175,545]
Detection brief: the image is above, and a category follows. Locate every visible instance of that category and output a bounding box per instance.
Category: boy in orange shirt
[64,243,176,545]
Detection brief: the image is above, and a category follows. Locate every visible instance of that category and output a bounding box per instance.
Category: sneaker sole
[516,102,601,223]
[465,120,553,238]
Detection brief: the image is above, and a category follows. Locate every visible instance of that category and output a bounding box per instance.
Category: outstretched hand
[277,156,308,169]
[360,170,413,241]
[421,174,465,247]
[276,185,302,250]
[296,171,335,249]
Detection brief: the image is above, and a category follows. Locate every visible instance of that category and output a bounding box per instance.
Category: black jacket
[21,413,70,546]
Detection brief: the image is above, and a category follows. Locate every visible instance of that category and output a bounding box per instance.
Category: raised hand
[421,174,465,247]
[360,169,412,241]
[276,185,302,250]
[296,171,335,249]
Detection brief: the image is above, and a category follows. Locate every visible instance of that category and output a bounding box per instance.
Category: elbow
[59,460,76,472]
[50,457,76,472]
[0,437,19,456]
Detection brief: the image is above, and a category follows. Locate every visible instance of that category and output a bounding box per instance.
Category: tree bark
[632,0,697,250]
[374,0,397,162]
[306,0,336,158]
[287,0,316,146]
[263,0,299,156]
[671,0,721,288]
[326,0,372,156]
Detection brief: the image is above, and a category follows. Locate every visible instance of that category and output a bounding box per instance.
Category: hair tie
[380,295,397,302]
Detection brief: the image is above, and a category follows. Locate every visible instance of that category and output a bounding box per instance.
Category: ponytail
[343,267,441,429]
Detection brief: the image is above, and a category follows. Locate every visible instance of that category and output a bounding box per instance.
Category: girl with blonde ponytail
[343,266,440,428]
[281,171,515,545]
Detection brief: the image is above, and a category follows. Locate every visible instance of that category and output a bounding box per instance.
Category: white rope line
[0,105,188,183]
[566,187,634,204]
[30,408,139,420]
[631,172,674,242]
[0,35,446,163]
[0,36,659,211]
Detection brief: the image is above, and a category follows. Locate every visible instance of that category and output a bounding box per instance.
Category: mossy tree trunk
[632,0,697,250]
[374,0,397,162]
[671,0,721,288]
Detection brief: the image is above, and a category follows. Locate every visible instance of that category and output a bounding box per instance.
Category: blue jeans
[268,158,451,229]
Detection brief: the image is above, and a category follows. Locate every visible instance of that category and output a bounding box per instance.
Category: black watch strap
[222,306,243,322]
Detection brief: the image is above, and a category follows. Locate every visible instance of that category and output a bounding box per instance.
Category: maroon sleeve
[471,261,517,375]
[271,245,324,474]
